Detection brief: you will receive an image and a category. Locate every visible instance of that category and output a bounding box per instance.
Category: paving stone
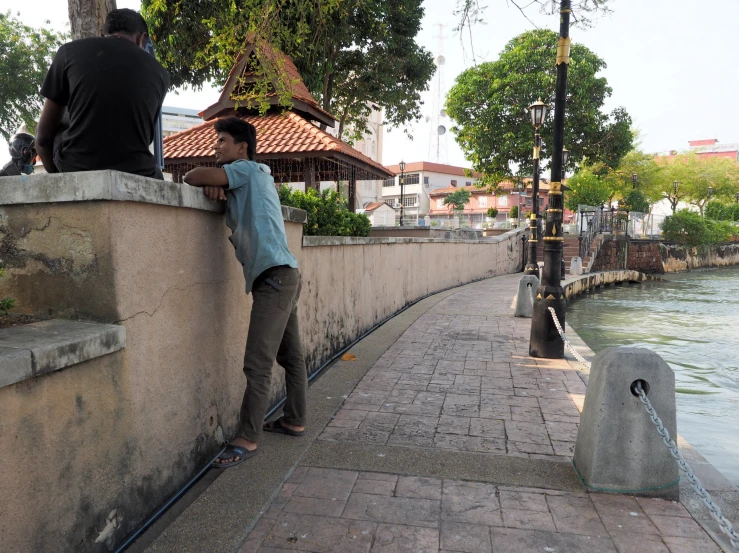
[552,440,576,457]
[318,427,390,445]
[509,406,543,423]
[395,476,443,500]
[293,468,358,501]
[442,394,480,417]
[436,415,470,435]
[342,493,441,528]
[264,512,375,553]
[504,421,551,445]
[357,472,399,482]
[489,527,618,553]
[238,516,276,553]
[433,434,506,454]
[370,524,439,553]
[282,496,347,517]
[546,494,607,536]
[441,481,502,526]
[359,413,400,433]
[635,498,691,518]
[545,421,579,442]
[608,531,670,553]
[440,521,492,553]
[499,491,549,512]
[469,418,505,439]
[647,515,708,539]
[538,398,581,417]
[352,478,397,497]
[501,508,556,531]
[381,402,442,416]
[661,536,723,553]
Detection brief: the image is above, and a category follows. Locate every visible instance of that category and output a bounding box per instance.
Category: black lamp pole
[399,160,406,226]
[524,100,548,276]
[530,0,571,359]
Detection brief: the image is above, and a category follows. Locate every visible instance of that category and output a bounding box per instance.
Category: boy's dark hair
[214,117,257,160]
[104,9,149,36]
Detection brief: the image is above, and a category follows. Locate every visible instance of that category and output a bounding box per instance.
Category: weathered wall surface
[0,171,525,553]
[590,235,739,274]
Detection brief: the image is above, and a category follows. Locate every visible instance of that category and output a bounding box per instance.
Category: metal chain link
[547,306,592,369]
[545,307,739,549]
[634,383,739,549]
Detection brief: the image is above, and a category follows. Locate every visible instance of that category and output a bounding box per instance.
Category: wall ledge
[0,170,307,224]
[303,228,526,247]
[0,320,125,389]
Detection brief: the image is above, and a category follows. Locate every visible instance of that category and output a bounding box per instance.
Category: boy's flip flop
[263,417,306,437]
[211,444,258,468]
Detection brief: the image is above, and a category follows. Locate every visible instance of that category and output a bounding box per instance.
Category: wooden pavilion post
[303,158,317,192]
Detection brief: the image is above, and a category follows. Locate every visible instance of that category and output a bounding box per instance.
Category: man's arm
[36,99,65,174]
[184,167,229,201]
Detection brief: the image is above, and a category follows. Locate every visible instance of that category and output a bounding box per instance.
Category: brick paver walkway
[237,274,723,553]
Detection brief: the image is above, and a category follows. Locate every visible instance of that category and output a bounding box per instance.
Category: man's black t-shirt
[40,36,170,177]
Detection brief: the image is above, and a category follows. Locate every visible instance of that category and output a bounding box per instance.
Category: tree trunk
[68,0,117,41]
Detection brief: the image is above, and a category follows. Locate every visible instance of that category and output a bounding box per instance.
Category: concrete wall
[0,171,525,553]
[591,235,739,274]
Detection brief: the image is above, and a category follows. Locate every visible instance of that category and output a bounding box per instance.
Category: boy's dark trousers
[238,266,307,442]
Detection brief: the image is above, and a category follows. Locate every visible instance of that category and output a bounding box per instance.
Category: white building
[359,202,396,227]
[161,106,203,137]
[381,161,481,225]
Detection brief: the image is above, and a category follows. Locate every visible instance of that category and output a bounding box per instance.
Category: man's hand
[36,98,65,174]
[204,186,227,201]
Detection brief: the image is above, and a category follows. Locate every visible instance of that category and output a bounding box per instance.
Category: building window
[478,196,488,208]
[402,173,420,185]
[423,176,429,185]
[402,196,417,207]
[451,179,457,186]
[385,199,396,208]
[383,178,395,187]
[436,199,445,209]
[498,195,508,207]
[526,197,532,207]
[466,181,472,186]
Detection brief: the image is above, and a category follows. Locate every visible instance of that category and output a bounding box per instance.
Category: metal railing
[577,206,630,259]
[547,307,739,550]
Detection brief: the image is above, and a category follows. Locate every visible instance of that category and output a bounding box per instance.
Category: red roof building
[163,39,393,209]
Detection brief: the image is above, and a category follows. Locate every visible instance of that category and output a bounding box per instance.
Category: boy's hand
[204,186,227,201]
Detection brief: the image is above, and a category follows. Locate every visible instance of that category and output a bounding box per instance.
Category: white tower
[428,23,449,164]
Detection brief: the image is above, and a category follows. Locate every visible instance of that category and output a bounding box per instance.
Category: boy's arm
[184,167,229,201]
[36,99,65,174]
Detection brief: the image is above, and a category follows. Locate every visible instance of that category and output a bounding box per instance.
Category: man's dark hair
[104,9,149,36]
[214,117,257,160]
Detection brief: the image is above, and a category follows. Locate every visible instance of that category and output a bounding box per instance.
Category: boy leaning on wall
[184,116,307,468]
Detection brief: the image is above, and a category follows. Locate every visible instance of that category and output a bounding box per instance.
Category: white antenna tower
[427,23,449,164]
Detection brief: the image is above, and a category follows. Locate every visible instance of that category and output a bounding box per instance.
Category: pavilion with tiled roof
[163,40,393,211]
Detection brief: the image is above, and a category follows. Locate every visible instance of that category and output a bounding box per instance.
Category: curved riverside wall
[0,171,525,553]
[591,235,739,274]
[563,269,658,301]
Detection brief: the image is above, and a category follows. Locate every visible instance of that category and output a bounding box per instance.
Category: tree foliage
[661,210,737,247]
[705,201,739,222]
[446,29,633,184]
[142,0,435,142]
[564,167,612,212]
[277,185,370,236]
[0,12,66,140]
[444,189,472,212]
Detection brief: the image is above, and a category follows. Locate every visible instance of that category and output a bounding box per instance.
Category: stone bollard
[573,347,679,499]
[570,256,583,275]
[514,274,540,318]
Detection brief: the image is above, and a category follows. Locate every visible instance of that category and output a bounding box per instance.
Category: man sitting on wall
[36,9,169,179]
[184,117,307,468]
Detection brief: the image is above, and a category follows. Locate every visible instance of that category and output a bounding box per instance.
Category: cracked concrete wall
[0,197,523,553]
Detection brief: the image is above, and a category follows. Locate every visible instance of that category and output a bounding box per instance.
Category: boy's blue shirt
[223,159,298,293]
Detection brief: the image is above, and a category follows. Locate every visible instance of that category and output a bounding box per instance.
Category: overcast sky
[2,0,738,170]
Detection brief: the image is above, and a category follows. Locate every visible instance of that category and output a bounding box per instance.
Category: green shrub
[278,186,371,237]
[0,267,14,315]
[705,201,739,222]
[509,206,519,219]
[661,210,737,247]
[486,207,498,219]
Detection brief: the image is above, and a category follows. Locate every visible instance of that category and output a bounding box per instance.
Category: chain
[547,307,592,369]
[633,383,739,549]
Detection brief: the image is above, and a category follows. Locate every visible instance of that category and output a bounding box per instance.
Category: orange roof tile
[163,112,392,178]
[363,202,387,212]
[384,161,482,178]
[428,178,550,196]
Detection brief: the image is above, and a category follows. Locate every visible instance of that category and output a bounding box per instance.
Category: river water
[567,267,739,485]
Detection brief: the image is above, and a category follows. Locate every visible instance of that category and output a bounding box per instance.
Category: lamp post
[399,160,406,226]
[516,180,523,224]
[632,173,638,189]
[524,99,548,276]
[735,192,739,203]
[530,0,570,358]
[560,147,570,279]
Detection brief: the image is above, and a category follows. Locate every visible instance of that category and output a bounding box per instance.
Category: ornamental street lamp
[530,0,571,359]
[735,192,739,203]
[707,186,714,197]
[632,173,638,189]
[560,147,570,279]
[516,180,523,223]
[524,99,549,276]
[399,160,406,227]
[673,180,679,194]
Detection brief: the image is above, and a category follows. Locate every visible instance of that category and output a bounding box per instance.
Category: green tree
[564,167,612,212]
[509,205,519,220]
[0,12,66,140]
[658,153,739,215]
[486,207,498,219]
[619,189,650,214]
[662,210,736,247]
[142,0,435,142]
[444,189,472,212]
[446,29,633,184]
